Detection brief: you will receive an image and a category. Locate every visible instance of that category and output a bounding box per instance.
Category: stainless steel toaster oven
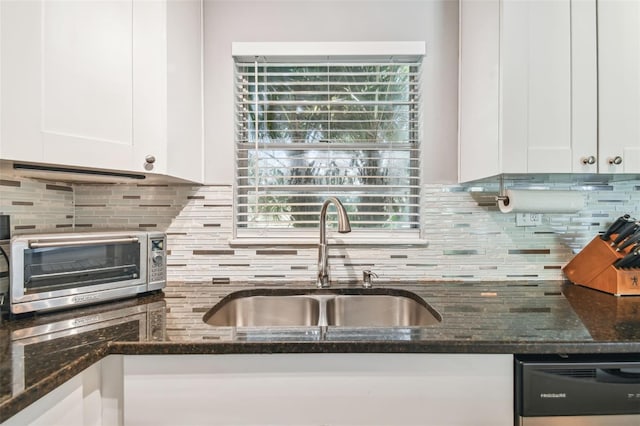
[9,231,166,314]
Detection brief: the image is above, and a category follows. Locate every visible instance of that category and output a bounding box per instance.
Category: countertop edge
[108,340,640,355]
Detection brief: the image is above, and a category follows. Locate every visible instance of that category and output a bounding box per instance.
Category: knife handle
[611,222,639,246]
[617,232,640,252]
[614,250,639,269]
[601,214,631,241]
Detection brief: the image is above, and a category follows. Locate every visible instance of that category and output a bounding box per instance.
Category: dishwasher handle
[597,368,640,384]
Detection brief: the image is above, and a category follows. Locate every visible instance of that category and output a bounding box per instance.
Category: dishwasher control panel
[516,354,640,421]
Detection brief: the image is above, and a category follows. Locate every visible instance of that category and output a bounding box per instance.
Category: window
[234,46,423,239]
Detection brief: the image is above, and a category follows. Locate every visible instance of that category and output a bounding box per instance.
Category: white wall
[203,0,459,184]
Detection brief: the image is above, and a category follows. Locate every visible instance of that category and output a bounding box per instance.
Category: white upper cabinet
[571,0,599,173]
[0,0,203,183]
[598,0,640,174]
[459,0,598,182]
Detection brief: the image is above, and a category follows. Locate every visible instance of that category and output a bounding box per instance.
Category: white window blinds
[234,57,422,236]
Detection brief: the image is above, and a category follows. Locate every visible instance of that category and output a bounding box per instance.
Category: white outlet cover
[516,213,542,227]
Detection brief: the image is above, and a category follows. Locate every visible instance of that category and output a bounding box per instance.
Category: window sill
[228,237,429,248]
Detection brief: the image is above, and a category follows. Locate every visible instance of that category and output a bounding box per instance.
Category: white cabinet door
[598,0,640,174]
[458,0,501,182]
[1,375,85,426]
[123,353,513,426]
[1,361,104,426]
[1,356,124,426]
[459,0,597,181]
[571,0,598,173]
[0,0,203,183]
[1,0,135,171]
[502,0,572,174]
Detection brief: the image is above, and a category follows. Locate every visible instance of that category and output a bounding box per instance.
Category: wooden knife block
[563,235,640,296]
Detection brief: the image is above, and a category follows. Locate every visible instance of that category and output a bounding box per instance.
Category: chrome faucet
[317,197,351,288]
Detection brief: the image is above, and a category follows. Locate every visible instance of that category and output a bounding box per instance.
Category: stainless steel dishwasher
[515,354,640,425]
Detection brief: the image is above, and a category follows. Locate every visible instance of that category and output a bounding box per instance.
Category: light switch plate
[516,213,542,227]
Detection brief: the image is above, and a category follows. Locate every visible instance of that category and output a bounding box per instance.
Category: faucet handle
[362,270,378,288]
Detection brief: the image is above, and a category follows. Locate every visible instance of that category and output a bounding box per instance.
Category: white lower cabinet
[122,353,513,426]
[2,356,123,426]
[2,354,513,426]
[2,375,86,426]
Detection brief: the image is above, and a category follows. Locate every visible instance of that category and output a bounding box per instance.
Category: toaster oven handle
[29,237,139,249]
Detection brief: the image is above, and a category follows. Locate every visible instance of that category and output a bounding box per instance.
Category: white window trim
[232,41,426,62]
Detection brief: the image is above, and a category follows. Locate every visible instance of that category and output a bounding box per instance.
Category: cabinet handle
[581,156,596,165]
[145,155,156,164]
[608,156,623,165]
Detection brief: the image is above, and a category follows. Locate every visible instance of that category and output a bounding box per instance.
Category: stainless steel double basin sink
[202,288,441,328]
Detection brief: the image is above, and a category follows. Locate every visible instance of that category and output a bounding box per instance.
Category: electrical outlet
[516,213,542,227]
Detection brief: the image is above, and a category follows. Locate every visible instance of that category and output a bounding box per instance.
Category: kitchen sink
[204,295,320,327]
[326,295,440,327]
[202,288,441,328]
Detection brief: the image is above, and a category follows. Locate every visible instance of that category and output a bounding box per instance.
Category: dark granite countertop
[1,280,640,422]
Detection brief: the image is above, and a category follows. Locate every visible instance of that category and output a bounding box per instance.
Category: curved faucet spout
[317,197,351,288]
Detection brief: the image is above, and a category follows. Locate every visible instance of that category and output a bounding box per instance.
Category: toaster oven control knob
[152,253,164,265]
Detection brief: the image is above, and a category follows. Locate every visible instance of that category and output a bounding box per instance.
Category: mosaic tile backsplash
[2,174,640,284]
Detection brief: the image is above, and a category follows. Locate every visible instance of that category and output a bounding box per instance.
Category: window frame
[231,42,427,245]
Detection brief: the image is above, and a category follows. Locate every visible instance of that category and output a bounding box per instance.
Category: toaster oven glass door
[23,240,141,294]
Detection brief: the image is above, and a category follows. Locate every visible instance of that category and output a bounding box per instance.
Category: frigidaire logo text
[540,393,566,399]
[72,294,99,303]
[72,315,101,327]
